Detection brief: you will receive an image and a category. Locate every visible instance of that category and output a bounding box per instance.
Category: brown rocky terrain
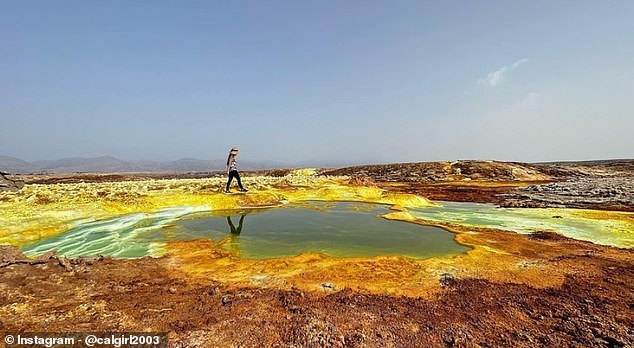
[497,160,634,212]
[321,160,554,182]
[1,239,633,348]
[0,171,23,192]
[5,159,633,212]
[2,159,633,347]
[324,160,634,211]
[500,177,634,212]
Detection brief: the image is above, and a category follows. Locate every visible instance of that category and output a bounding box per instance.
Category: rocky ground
[1,159,633,347]
[0,171,23,192]
[7,160,633,211]
[1,241,633,348]
[321,160,553,182]
[500,177,634,212]
[325,159,634,212]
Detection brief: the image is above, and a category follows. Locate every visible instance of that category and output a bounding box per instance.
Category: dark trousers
[226,170,244,191]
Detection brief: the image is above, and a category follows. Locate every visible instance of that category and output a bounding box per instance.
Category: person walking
[225,147,248,193]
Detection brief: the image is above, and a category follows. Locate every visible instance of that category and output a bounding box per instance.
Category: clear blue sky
[1,1,633,164]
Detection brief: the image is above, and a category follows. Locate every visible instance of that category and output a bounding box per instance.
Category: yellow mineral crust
[0,172,434,246]
[166,210,632,297]
[2,170,632,298]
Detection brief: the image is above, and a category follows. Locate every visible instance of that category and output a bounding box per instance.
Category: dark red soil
[377,182,540,204]
[1,244,633,348]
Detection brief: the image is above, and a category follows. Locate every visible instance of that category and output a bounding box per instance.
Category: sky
[1,1,633,165]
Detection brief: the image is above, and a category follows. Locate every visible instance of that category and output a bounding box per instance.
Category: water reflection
[226,214,246,256]
[227,215,246,235]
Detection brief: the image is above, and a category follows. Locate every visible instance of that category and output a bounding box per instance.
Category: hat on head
[230,147,239,155]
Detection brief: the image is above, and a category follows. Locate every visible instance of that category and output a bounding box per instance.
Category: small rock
[58,257,72,271]
[321,283,336,291]
[287,305,301,313]
[168,287,177,294]
[439,273,455,287]
[36,251,57,261]
[442,333,456,345]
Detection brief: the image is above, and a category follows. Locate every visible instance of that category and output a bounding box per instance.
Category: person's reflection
[226,214,246,256]
[227,215,245,235]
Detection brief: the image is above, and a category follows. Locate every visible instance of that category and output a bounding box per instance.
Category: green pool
[21,201,469,259]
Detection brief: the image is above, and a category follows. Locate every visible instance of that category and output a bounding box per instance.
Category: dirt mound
[321,160,554,182]
[537,159,634,176]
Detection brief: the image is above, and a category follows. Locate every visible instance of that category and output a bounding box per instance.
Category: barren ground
[1,160,633,347]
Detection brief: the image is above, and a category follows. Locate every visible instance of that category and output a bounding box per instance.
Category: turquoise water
[21,202,469,259]
[410,202,633,248]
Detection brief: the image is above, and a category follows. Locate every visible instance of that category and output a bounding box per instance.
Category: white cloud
[480,58,529,87]
[510,57,529,69]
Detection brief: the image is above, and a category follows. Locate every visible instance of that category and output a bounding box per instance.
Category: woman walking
[225,147,248,193]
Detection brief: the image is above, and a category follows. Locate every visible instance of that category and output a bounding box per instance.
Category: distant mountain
[0,156,39,173]
[156,158,227,172]
[293,160,363,169]
[239,160,292,171]
[31,156,141,173]
[0,155,293,173]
